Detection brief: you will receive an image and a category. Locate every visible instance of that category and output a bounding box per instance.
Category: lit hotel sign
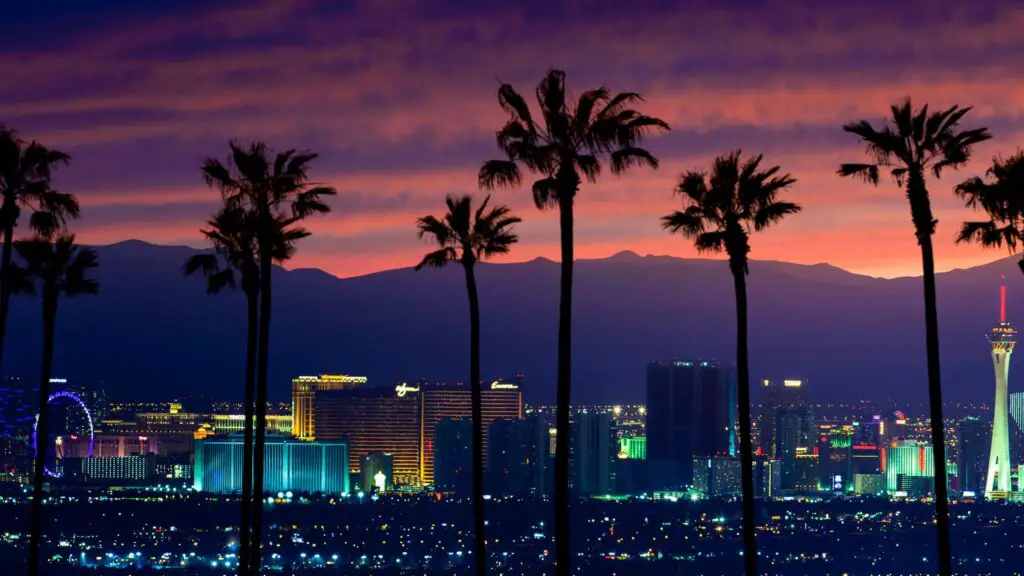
[490,381,519,390]
[395,383,421,397]
[783,379,803,387]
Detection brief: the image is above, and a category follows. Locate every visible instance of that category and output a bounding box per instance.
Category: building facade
[194,435,349,495]
[291,374,367,441]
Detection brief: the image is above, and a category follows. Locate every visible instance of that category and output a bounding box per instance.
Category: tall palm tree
[839,99,990,575]
[0,128,77,378]
[184,206,260,575]
[415,194,520,576]
[955,152,1024,271]
[662,151,800,576]
[201,141,335,574]
[478,69,668,575]
[15,234,98,576]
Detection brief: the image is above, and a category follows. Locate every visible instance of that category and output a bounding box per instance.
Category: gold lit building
[420,381,523,485]
[291,374,366,440]
[313,384,423,486]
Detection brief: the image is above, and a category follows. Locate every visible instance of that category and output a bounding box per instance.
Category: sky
[3,0,1024,279]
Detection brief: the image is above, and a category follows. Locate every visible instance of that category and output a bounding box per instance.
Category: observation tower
[986,276,1016,500]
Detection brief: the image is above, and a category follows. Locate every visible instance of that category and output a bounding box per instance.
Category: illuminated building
[1010,392,1024,433]
[693,455,742,496]
[755,457,782,498]
[758,378,808,456]
[313,384,422,486]
[958,416,991,497]
[571,411,616,496]
[818,427,854,493]
[209,414,291,436]
[433,418,472,495]
[360,452,394,493]
[0,377,34,472]
[793,448,819,491]
[63,434,159,458]
[852,443,881,475]
[420,380,523,485]
[65,455,155,481]
[194,435,349,495]
[646,360,736,488]
[777,403,814,490]
[986,279,1017,500]
[488,416,553,496]
[854,473,884,496]
[884,440,933,495]
[291,374,367,440]
[619,436,647,460]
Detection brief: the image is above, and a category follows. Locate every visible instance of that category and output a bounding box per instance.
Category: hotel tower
[986,277,1017,500]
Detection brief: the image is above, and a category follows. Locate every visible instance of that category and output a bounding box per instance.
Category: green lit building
[194,434,349,495]
[619,436,647,460]
[884,440,933,495]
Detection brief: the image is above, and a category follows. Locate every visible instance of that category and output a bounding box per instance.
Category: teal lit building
[884,440,933,495]
[194,434,349,495]
[619,436,647,460]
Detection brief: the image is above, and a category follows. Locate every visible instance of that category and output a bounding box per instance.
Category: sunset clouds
[3,0,1023,278]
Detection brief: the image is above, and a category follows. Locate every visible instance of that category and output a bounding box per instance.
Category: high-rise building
[314,384,422,486]
[291,375,367,440]
[757,378,808,456]
[884,440,933,495]
[209,414,292,437]
[571,411,617,496]
[777,404,814,490]
[986,279,1016,500]
[646,360,736,487]
[420,380,523,485]
[194,435,349,495]
[793,447,819,491]
[854,473,884,496]
[1010,392,1024,433]
[360,452,394,493]
[959,416,992,497]
[817,426,854,493]
[488,416,553,496]
[754,457,782,498]
[64,455,155,482]
[434,418,472,495]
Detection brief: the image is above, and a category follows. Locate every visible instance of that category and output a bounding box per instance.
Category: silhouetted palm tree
[201,141,335,574]
[478,69,668,574]
[184,206,260,576]
[839,99,990,575]
[662,151,799,576]
[415,194,520,576]
[15,234,98,576]
[0,128,77,379]
[955,152,1024,272]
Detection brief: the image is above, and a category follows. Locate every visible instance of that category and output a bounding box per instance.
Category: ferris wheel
[32,390,95,478]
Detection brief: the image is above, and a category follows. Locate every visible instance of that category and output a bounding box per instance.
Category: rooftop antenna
[1001,274,1007,323]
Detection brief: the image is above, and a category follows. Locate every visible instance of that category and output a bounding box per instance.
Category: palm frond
[479,160,522,190]
[753,201,802,231]
[415,247,457,270]
[838,163,880,185]
[610,147,659,174]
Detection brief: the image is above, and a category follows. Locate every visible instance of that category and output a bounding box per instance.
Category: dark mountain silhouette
[3,240,1018,405]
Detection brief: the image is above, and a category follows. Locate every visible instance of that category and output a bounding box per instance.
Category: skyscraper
[291,374,367,440]
[313,384,422,486]
[1010,391,1024,434]
[194,435,349,495]
[958,416,991,497]
[757,378,808,456]
[986,278,1017,500]
[646,360,736,487]
[488,416,553,496]
[571,411,617,496]
[776,403,814,490]
[419,380,523,485]
[434,418,472,495]
[885,440,933,494]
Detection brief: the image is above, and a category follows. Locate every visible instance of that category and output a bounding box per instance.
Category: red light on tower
[1001,275,1007,323]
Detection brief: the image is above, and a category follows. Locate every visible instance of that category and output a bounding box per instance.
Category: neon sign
[490,381,519,390]
[395,383,421,397]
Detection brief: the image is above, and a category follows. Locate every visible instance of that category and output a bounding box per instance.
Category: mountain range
[3,240,1022,406]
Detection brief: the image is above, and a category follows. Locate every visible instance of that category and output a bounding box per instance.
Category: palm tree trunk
[920,234,952,576]
[731,265,758,576]
[554,194,574,576]
[249,252,273,575]
[463,262,487,576]
[238,290,258,576]
[0,221,15,377]
[28,296,56,576]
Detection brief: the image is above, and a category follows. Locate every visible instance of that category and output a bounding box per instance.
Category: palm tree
[184,206,260,576]
[662,151,799,576]
[415,194,520,576]
[478,69,668,575]
[15,234,98,576]
[0,128,77,378]
[839,99,990,575]
[955,152,1024,272]
[201,141,335,574]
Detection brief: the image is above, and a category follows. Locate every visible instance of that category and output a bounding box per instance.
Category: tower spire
[1001,275,1007,323]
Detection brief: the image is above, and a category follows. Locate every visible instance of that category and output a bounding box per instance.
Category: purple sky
[4,0,1023,278]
